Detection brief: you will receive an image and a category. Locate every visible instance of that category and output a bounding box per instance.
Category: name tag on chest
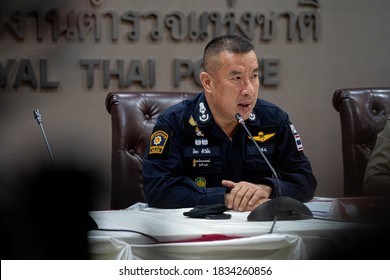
[183,146,220,157]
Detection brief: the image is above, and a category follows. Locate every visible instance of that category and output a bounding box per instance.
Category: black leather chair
[105,91,197,209]
[332,88,390,197]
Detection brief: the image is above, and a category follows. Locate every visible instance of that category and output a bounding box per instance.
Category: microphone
[235,113,281,196]
[33,109,98,231]
[33,109,57,169]
[234,113,313,222]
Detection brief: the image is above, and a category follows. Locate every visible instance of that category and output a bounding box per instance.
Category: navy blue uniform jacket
[142,92,317,208]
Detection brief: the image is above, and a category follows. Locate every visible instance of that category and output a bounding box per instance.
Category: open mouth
[238,102,252,109]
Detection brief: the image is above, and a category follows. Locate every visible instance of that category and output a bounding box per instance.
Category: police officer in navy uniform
[142,34,317,211]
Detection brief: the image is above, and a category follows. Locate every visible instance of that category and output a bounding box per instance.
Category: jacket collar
[194,92,261,127]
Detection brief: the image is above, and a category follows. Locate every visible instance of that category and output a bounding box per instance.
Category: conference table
[88,198,387,260]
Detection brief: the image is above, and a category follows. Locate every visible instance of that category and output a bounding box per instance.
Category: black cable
[93,228,159,243]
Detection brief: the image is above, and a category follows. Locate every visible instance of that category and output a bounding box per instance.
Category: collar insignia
[198,102,210,123]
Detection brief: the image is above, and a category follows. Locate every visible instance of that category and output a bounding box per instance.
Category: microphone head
[33,109,40,118]
[33,109,42,123]
[235,113,244,124]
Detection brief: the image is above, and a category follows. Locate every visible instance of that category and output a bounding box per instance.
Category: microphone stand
[33,109,57,169]
[234,113,312,222]
[235,113,282,197]
[32,109,99,231]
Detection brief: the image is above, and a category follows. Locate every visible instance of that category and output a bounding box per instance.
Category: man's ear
[200,71,212,91]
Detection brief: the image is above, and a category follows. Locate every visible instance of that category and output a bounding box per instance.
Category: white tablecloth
[88,202,368,260]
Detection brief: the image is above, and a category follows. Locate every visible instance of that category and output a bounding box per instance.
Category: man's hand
[223,180,272,211]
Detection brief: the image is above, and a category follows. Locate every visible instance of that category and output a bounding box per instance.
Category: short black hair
[203,34,255,72]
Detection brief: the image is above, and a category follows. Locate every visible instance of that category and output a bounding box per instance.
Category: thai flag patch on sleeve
[289,123,304,151]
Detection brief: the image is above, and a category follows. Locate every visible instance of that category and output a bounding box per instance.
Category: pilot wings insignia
[251,131,275,143]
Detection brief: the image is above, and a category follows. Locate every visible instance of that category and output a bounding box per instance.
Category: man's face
[202,50,260,124]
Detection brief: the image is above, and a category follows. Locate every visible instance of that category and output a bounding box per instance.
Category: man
[363,113,390,196]
[142,34,317,211]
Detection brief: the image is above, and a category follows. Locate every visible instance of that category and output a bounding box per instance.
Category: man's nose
[241,78,256,95]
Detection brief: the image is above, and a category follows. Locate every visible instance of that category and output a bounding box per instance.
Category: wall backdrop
[1,0,390,209]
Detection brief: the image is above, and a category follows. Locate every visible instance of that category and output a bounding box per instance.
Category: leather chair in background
[332,88,390,197]
[105,91,197,209]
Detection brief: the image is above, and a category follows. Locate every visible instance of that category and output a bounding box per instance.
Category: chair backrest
[332,88,390,197]
[105,91,198,209]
